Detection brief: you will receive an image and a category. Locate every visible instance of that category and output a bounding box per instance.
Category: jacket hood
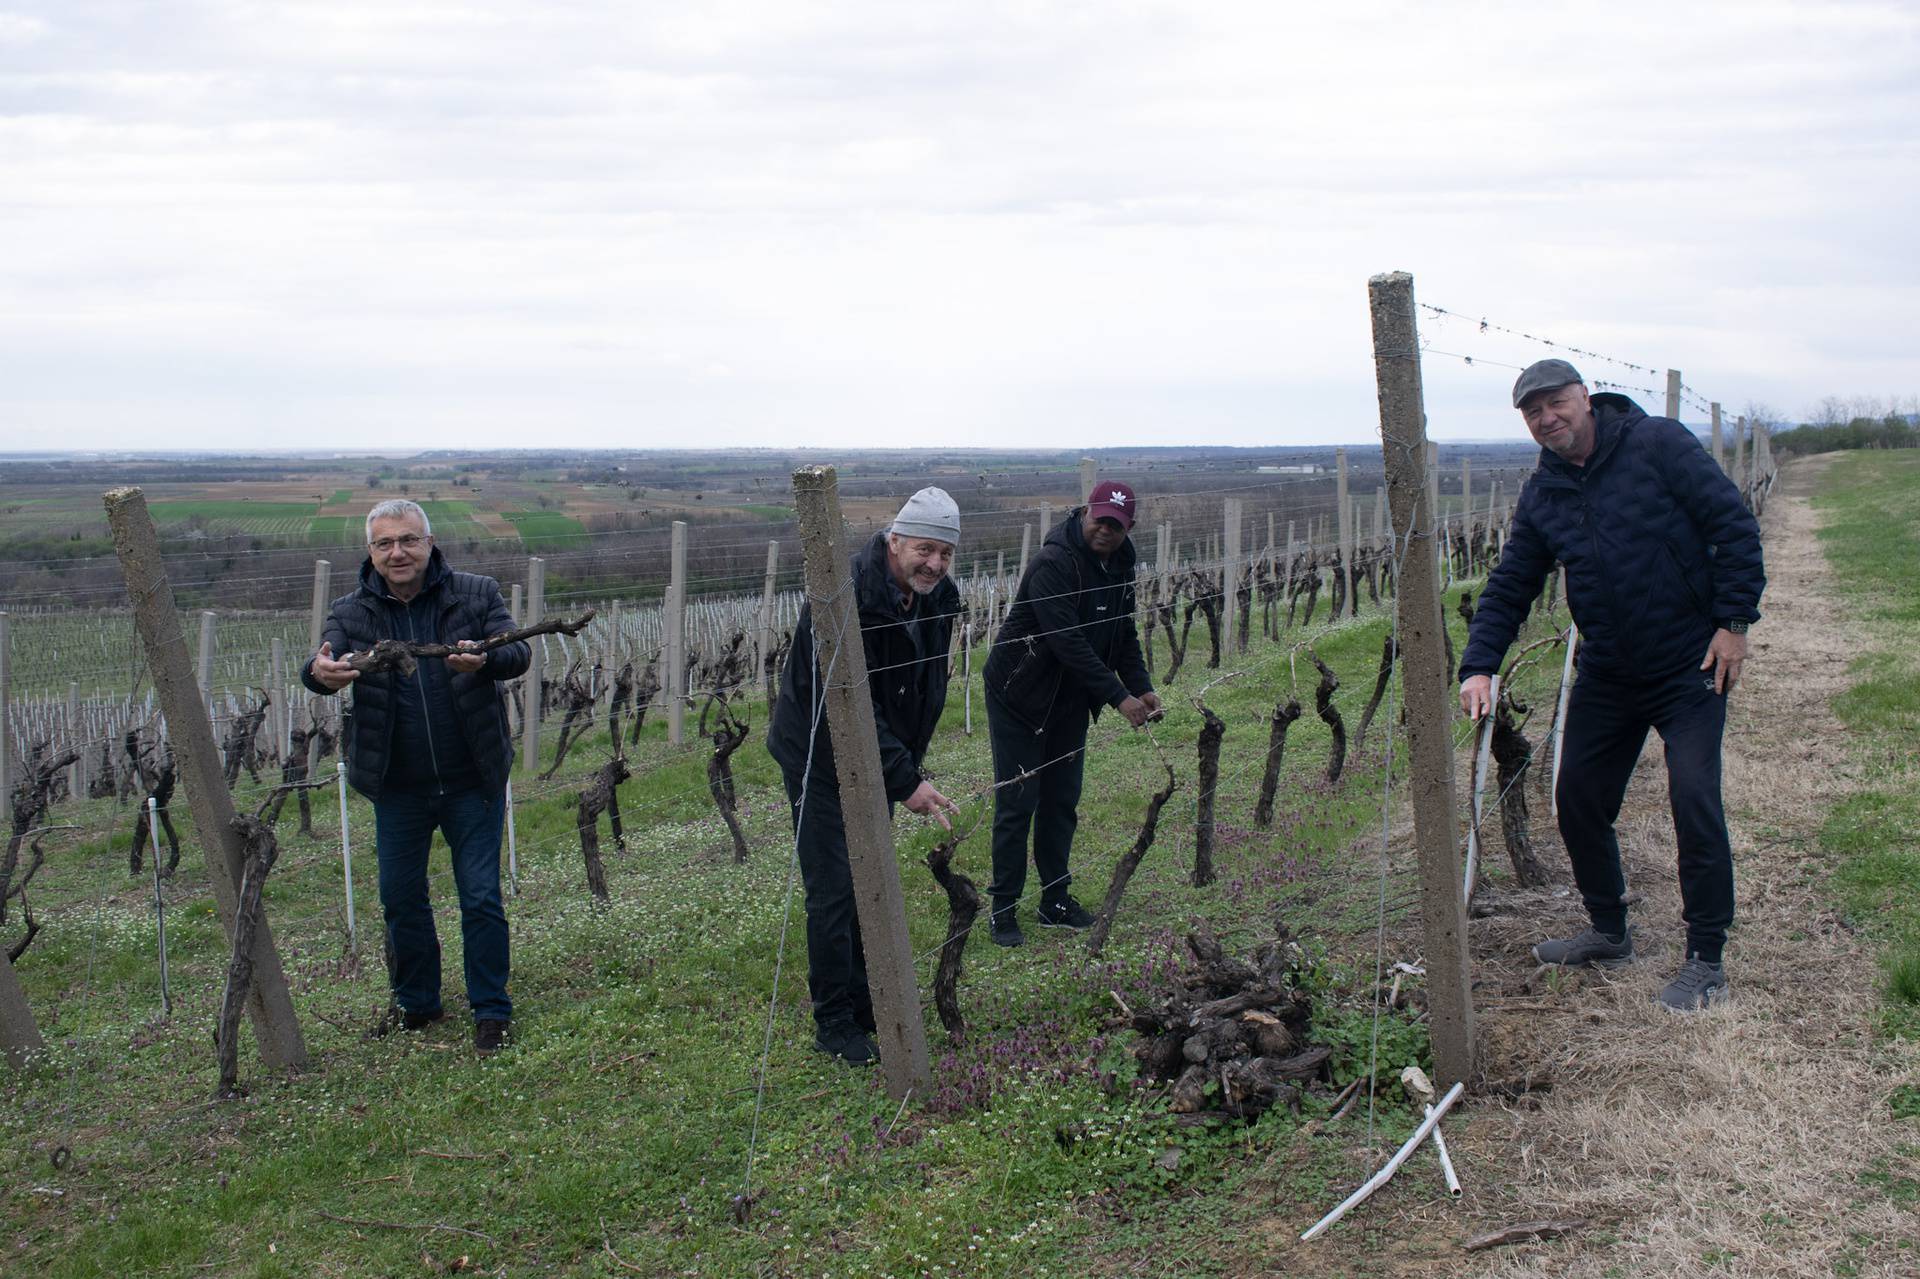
[1045,507,1139,575]
[357,545,452,601]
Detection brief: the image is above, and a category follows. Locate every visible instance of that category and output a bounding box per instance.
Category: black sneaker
[474,1018,511,1055]
[366,1004,446,1040]
[813,1021,879,1066]
[989,905,1025,948]
[1531,925,1635,969]
[1037,896,1096,930]
[1657,957,1729,1012]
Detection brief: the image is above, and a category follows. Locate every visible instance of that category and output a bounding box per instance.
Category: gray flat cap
[1512,358,1584,408]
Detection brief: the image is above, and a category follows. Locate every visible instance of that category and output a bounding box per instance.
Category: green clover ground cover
[4,584,1547,1277]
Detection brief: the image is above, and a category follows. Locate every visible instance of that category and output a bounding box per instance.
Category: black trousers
[986,689,1090,912]
[782,771,875,1033]
[1556,666,1735,962]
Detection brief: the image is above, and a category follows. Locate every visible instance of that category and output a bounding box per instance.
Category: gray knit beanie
[890,487,960,545]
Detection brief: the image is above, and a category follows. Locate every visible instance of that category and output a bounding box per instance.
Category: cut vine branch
[924,813,987,1043]
[342,610,597,677]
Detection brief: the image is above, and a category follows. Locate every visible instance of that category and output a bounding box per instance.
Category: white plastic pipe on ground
[1301,1081,1466,1241]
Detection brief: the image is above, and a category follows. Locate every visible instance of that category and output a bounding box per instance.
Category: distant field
[504,509,589,551]
[739,503,793,520]
[146,500,318,536]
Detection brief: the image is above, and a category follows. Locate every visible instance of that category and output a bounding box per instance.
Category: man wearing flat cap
[983,480,1160,947]
[767,487,962,1064]
[1459,359,1764,1011]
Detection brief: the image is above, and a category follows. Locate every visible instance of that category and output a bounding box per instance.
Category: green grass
[504,509,590,552]
[1813,451,1920,1034]
[1,579,1541,1276]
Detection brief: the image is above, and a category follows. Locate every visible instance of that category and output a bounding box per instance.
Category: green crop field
[145,500,319,537]
[503,509,589,551]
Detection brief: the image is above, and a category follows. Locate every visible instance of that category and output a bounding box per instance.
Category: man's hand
[446,639,486,675]
[1700,628,1748,694]
[905,780,959,830]
[1116,695,1151,728]
[1459,674,1493,720]
[1138,691,1164,722]
[309,641,360,691]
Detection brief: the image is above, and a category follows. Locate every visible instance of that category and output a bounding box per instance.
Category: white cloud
[0,0,1915,449]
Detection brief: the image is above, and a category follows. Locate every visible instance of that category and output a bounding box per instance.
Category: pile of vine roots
[1127,923,1334,1123]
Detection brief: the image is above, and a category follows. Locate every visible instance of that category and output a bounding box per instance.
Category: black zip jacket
[300,549,528,799]
[765,532,960,801]
[1460,394,1765,684]
[984,509,1153,730]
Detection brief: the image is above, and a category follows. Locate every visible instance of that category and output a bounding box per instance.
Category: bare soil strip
[1240,456,1919,1277]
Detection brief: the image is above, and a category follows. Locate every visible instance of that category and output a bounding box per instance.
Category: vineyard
[6,432,1909,1279]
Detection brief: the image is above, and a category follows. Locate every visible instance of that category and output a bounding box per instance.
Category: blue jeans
[372,784,512,1022]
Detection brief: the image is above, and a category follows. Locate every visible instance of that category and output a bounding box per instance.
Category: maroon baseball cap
[1086,480,1138,529]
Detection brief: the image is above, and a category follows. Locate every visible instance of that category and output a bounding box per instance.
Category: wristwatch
[1720,619,1750,634]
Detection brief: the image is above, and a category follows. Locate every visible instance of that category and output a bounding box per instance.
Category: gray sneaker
[1657,958,1728,1012]
[1532,926,1635,969]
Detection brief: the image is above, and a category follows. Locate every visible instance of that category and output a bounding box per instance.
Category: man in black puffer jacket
[766,488,962,1066]
[1459,360,1765,1013]
[982,481,1161,947]
[303,499,528,1054]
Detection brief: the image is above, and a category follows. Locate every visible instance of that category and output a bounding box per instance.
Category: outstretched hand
[309,641,359,691]
[906,780,959,830]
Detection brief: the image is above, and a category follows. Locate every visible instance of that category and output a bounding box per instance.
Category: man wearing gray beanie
[766,487,963,1064]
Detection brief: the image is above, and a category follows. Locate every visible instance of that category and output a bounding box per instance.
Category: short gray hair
[365,499,432,542]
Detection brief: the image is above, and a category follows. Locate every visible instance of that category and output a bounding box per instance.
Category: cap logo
[1108,490,1128,506]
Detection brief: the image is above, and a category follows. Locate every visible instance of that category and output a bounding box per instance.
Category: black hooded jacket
[765,532,960,801]
[1460,393,1765,684]
[301,549,528,800]
[984,509,1153,730]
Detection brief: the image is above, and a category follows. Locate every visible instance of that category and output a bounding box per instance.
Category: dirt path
[1241,456,1919,1277]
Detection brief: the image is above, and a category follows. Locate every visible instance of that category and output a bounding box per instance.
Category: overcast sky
[2,1,1914,452]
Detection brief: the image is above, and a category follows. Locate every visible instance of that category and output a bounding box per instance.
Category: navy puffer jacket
[301,549,528,799]
[1459,394,1764,685]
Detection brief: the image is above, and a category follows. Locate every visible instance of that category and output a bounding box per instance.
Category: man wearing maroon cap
[982,480,1161,946]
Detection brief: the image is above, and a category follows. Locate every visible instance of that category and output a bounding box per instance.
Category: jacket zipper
[396,597,445,796]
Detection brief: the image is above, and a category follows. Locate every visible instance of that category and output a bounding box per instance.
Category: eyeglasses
[368,534,428,553]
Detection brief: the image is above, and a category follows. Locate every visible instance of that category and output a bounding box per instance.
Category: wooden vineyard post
[0,611,9,823]
[758,538,780,704]
[1665,368,1682,421]
[791,466,932,1102]
[1336,447,1354,618]
[309,559,331,650]
[521,557,546,773]
[198,611,217,719]
[1017,523,1032,583]
[66,682,84,800]
[666,522,688,747]
[269,638,286,760]
[103,486,308,1072]
[1711,403,1725,473]
[1079,457,1097,501]
[1367,271,1474,1089]
[1222,498,1242,654]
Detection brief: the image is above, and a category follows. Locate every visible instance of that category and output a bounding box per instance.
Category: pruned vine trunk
[575,757,632,902]
[925,826,984,1043]
[1253,699,1304,828]
[1192,703,1226,887]
[1087,765,1179,956]
[217,816,281,1098]
[1348,632,1398,765]
[1309,652,1345,786]
[3,745,79,923]
[707,711,751,863]
[1492,703,1550,887]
